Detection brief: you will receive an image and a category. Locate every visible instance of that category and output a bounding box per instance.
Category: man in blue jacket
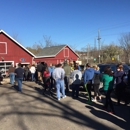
[83,63,100,103]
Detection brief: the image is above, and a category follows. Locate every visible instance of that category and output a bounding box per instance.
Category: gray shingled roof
[36,45,66,57]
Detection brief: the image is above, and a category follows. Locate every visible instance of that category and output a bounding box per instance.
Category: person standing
[115,75,128,106]
[48,63,55,91]
[0,70,3,85]
[8,64,15,85]
[30,64,36,81]
[37,61,44,82]
[53,63,66,101]
[114,64,124,86]
[83,63,100,103]
[15,63,24,92]
[63,60,71,93]
[114,64,125,106]
[24,65,29,81]
[101,66,115,114]
[128,70,130,86]
[92,65,102,102]
[70,66,82,99]
[43,66,51,94]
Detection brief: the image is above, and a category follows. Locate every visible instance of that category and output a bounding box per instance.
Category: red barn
[0,30,35,75]
[34,45,79,65]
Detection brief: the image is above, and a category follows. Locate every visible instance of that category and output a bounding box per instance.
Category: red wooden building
[0,30,35,75]
[0,30,79,76]
[34,45,79,65]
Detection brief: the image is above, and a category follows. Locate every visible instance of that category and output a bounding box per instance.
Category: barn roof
[0,30,36,57]
[35,45,79,58]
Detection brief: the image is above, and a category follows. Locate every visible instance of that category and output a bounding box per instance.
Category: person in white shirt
[30,64,36,81]
[70,66,82,99]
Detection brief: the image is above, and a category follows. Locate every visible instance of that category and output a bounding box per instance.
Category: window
[0,61,14,76]
[0,42,7,54]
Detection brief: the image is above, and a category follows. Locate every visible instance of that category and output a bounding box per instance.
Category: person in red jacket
[43,66,50,95]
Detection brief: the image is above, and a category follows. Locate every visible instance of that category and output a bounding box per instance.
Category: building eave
[35,55,55,58]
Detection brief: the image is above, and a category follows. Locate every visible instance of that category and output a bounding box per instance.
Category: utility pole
[97,30,101,63]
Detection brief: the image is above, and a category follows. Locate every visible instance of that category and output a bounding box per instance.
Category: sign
[112,57,114,61]
[20,58,26,62]
[94,58,96,61]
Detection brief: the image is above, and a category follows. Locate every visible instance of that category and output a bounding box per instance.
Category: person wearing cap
[83,63,100,103]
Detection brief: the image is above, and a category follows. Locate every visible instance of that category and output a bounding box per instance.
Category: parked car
[98,63,130,94]
[98,63,130,74]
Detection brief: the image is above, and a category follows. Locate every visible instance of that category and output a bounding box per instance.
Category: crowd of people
[1,61,130,115]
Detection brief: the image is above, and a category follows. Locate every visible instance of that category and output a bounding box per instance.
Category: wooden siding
[0,33,33,65]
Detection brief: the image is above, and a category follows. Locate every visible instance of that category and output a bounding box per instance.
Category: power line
[73,21,130,50]
[101,21,130,31]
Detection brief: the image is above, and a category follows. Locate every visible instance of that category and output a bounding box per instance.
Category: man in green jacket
[63,61,71,93]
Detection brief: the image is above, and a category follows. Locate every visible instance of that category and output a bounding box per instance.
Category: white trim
[0,42,7,54]
[66,45,79,57]
[20,62,30,64]
[35,55,55,58]
[15,62,30,68]
[0,30,36,57]
[0,61,14,64]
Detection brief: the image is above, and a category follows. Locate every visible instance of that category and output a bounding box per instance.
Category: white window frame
[0,42,7,54]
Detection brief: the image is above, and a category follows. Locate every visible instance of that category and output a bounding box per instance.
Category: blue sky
[1,0,130,51]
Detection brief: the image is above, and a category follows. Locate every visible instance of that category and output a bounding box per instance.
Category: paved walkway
[0,79,130,130]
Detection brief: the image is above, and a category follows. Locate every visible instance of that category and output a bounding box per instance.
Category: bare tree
[43,35,53,47]
[119,32,130,63]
